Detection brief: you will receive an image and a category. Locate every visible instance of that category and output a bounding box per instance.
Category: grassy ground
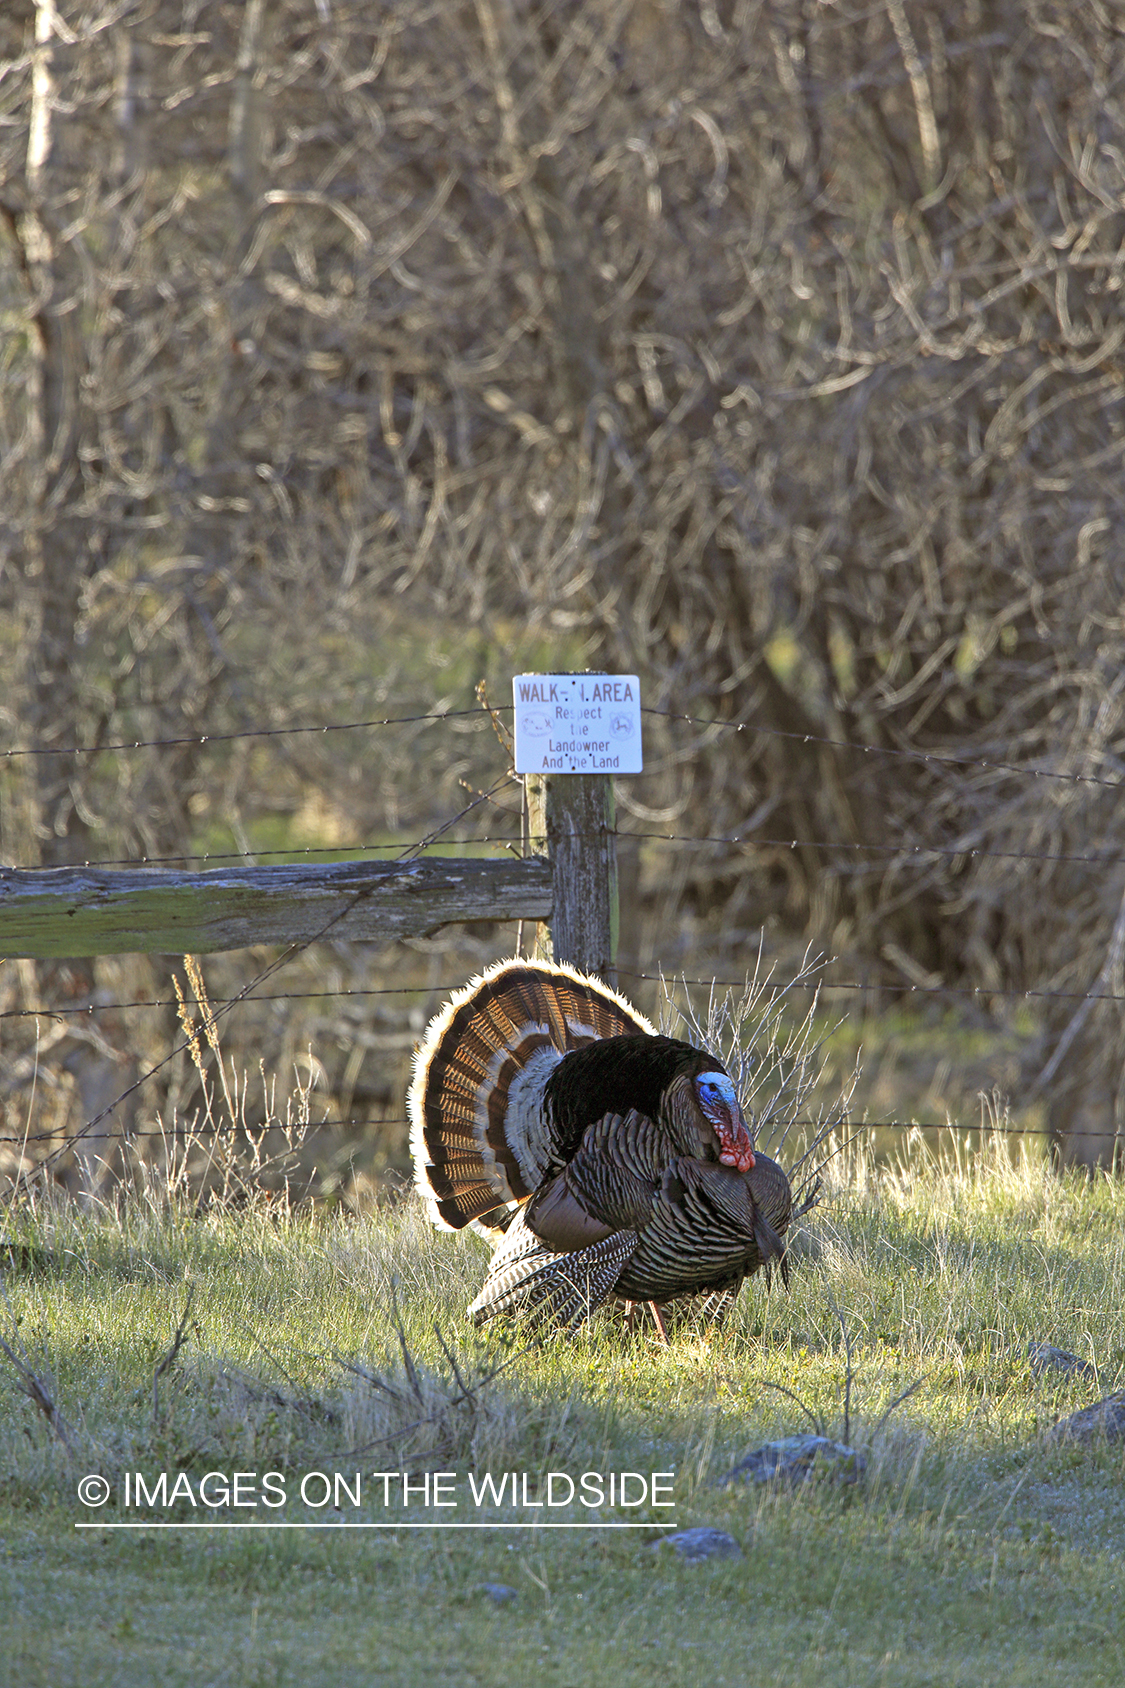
[2,1145,1124,1687]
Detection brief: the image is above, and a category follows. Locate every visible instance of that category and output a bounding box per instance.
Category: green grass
[2,1145,1125,1686]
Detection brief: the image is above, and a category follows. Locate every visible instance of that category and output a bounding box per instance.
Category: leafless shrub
[0,1293,76,1454]
[333,1309,543,1473]
[661,950,859,1204]
[131,959,318,1212]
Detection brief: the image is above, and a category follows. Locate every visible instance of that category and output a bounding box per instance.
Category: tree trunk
[18,2,130,1194]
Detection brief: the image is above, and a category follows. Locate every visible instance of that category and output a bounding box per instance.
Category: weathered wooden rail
[0,855,553,959]
[0,773,619,978]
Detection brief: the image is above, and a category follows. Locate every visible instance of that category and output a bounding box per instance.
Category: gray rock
[656,1527,742,1562]
[1028,1340,1097,1382]
[722,1434,866,1487]
[479,1582,518,1604]
[1045,1392,1125,1445]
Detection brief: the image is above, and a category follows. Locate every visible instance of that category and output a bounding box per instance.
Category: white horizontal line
[75,1521,670,1531]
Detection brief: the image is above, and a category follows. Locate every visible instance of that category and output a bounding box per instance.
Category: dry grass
[2,1119,1125,1682]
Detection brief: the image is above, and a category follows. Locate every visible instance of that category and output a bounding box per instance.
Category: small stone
[1045,1392,1125,1446]
[1028,1340,1097,1382]
[722,1434,866,1487]
[479,1582,518,1604]
[655,1527,742,1562]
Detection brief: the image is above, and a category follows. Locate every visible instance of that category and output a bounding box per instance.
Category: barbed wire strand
[620,832,1125,869]
[615,968,1118,1006]
[0,706,492,760]
[6,968,1120,1026]
[8,835,522,870]
[641,706,1125,791]
[14,827,1125,875]
[3,699,1122,790]
[0,1114,1053,1149]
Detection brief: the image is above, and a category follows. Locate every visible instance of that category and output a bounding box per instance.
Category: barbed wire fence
[3,700,1124,1195]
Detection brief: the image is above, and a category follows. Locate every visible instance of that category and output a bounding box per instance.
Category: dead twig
[752,1376,826,1438]
[827,1289,856,1445]
[152,1284,196,1422]
[870,1376,929,1441]
[476,678,514,759]
[0,1325,76,1455]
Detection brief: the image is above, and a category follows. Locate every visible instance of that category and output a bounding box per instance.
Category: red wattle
[719,1131,756,1171]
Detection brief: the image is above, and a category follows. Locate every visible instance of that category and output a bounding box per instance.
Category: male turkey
[409,958,793,1335]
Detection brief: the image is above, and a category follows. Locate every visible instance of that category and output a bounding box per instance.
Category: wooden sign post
[513,674,642,986]
[525,772,618,983]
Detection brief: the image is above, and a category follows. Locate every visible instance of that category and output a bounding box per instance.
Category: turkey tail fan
[409,958,655,1233]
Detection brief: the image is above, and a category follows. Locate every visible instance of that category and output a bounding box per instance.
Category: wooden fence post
[526,773,618,984]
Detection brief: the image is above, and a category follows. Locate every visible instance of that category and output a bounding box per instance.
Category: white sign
[513,673,643,774]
